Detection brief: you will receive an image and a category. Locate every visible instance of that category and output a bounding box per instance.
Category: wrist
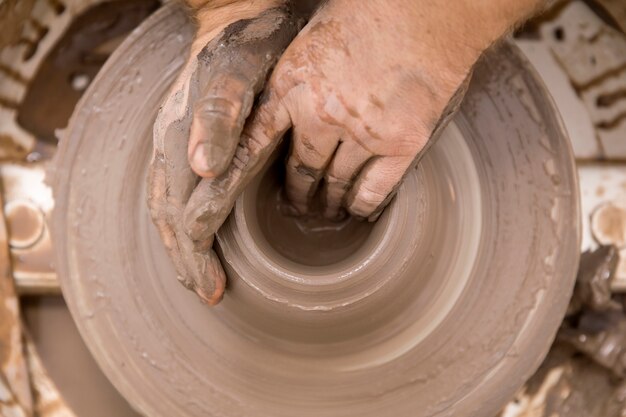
[189,0,287,35]
[188,0,287,52]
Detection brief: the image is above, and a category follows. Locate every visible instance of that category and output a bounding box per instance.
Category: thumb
[184,88,291,244]
[187,6,300,178]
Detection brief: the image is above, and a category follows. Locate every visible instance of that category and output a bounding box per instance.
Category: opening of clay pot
[247,157,376,268]
[216,121,483,337]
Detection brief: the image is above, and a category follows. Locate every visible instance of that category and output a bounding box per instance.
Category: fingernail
[191,144,216,177]
[195,286,224,306]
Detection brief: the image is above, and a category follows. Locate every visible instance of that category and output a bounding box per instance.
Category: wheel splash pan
[51,4,580,417]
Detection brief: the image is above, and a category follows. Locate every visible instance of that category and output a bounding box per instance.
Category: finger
[148,127,226,305]
[284,123,341,215]
[188,75,252,177]
[184,88,292,244]
[338,77,472,222]
[149,6,300,305]
[188,6,301,178]
[321,140,373,220]
[148,40,225,304]
[345,155,414,221]
[179,236,226,306]
[148,152,188,276]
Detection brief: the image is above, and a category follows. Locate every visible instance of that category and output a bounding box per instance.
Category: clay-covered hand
[187,0,479,220]
[148,1,300,305]
[188,0,543,220]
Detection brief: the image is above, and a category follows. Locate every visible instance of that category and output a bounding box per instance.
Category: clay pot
[51,4,580,417]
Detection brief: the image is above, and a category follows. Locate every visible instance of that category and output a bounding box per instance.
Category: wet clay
[51,4,581,417]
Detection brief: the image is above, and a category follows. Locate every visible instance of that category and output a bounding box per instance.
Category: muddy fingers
[188,6,301,177]
[148,131,226,305]
[184,90,292,247]
[148,6,299,305]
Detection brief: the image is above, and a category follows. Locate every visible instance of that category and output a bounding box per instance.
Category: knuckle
[230,143,257,180]
[184,202,218,234]
[183,212,205,242]
[357,183,388,204]
[287,156,323,180]
[270,62,305,99]
[272,75,292,97]
[391,137,428,157]
[195,96,242,123]
[287,164,317,184]
[242,132,267,154]
[325,173,351,190]
[349,184,388,216]
[156,221,178,252]
[177,274,196,291]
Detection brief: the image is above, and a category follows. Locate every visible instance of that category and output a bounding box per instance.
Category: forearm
[454,0,547,44]
[417,0,547,66]
[322,0,545,43]
[321,0,545,76]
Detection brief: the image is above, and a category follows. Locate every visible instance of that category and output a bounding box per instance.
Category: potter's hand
[188,0,544,220]
[148,1,300,305]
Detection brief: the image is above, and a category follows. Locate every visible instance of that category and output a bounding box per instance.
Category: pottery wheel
[51,5,581,417]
